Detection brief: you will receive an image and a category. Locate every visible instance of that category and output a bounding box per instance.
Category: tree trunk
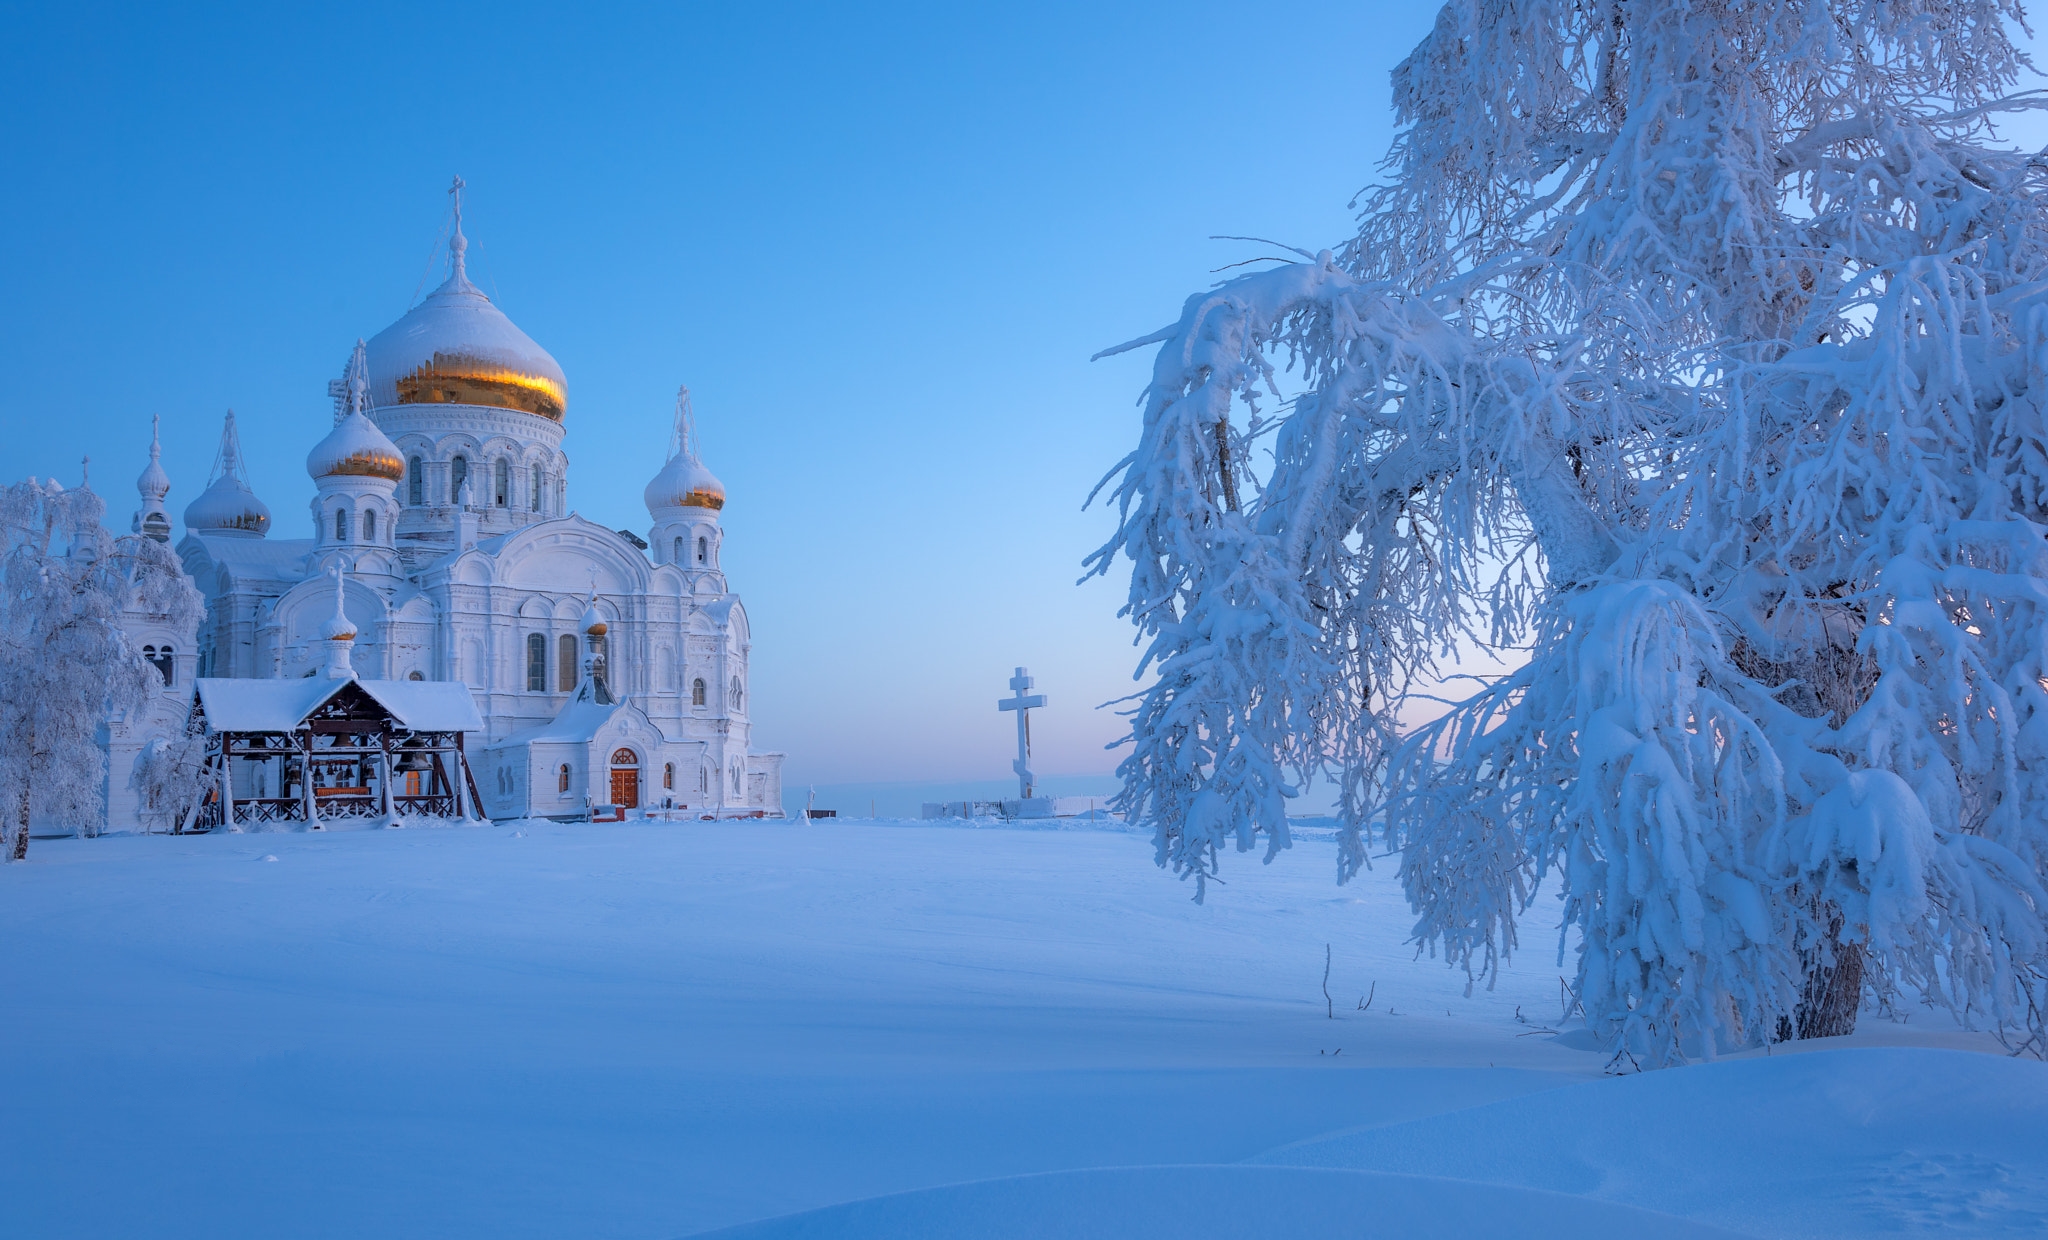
[1730,634,1874,1042]
[12,790,28,861]
[1774,900,1863,1041]
[1795,903,1864,1039]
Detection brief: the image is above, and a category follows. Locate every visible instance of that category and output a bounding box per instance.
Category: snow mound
[1250,1047,2048,1239]
[687,1165,1754,1239]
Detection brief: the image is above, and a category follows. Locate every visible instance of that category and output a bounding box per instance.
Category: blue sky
[0,0,1436,792]
[8,4,2048,797]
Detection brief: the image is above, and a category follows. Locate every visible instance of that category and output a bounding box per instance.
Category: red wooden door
[610,767,638,809]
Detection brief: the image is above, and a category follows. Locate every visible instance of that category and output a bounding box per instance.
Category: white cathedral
[107,194,784,826]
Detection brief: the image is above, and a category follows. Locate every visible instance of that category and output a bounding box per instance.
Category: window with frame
[451,455,469,502]
[531,464,543,512]
[673,536,683,564]
[526,633,546,691]
[408,457,424,505]
[334,509,348,541]
[691,677,706,707]
[663,762,674,790]
[696,536,708,564]
[363,509,376,541]
[558,763,571,794]
[494,458,509,507]
[558,633,578,690]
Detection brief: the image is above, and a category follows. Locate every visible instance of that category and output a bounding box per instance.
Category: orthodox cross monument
[998,667,1045,798]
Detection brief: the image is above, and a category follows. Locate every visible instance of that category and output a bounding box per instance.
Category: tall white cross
[997,667,1046,799]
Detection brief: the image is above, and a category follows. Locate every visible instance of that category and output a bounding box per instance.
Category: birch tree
[0,477,202,858]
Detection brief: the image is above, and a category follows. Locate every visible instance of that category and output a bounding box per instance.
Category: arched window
[494,458,509,507]
[610,748,637,767]
[696,536,708,565]
[408,457,424,506]
[142,644,173,685]
[334,508,348,541]
[673,536,683,564]
[531,464,543,512]
[407,670,424,681]
[363,509,376,541]
[691,678,706,706]
[558,763,571,794]
[451,455,469,502]
[730,677,743,711]
[699,766,710,795]
[526,633,546,691]
[731,760,743,797]
[663,762,674,790]
[558,633,578,690]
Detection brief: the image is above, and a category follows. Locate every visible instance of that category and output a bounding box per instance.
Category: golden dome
[365,224,568,421]
[644,388,726,513]
[307,411,405,482]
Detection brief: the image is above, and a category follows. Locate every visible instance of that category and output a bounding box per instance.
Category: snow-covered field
[2,818,2041,1238]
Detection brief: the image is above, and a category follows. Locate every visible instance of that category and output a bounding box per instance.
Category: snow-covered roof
[195,679,343,732]
[494,696,618,746]
[358,680,484,732]
[194,678,483,733]
[184,534,313,582]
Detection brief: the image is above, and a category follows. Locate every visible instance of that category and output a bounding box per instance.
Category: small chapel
[105,184,784,826]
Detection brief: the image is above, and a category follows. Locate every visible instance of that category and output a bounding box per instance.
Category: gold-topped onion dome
[307,411,405,481]
[579,600,608,636]
[643,385,726,513]
[364,200,567,421]
[312,339,407,481]
[642,452,726,513]
[184,410,272,537]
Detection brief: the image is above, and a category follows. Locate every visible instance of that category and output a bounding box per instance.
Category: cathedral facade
[109,199,783,826]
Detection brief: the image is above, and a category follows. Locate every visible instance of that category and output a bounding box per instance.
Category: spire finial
[149,413,161,461]
[448,174,468,285]
[80,455,90,489]
[346,339,372,420]
[670,385,698,461]
[219,410,240,474]
[318,563,358,675]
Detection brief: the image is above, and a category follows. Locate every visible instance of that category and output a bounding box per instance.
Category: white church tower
[119,178,786,828]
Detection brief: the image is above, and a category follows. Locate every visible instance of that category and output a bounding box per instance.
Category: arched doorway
[608,748,640,809]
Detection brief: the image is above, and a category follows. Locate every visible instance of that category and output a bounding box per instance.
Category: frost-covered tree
[1091,0,2048,1062]
[130,732,212,835]
[0,477,202,859]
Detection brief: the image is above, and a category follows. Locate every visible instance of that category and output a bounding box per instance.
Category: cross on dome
[447,174,469,287]
[306,342,405,483]
[643,385,728,515]
[319,564,357,642]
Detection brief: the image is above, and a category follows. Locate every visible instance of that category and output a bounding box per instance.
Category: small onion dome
[183,475,271,536]
[307,410,405,482]
[319,606,357,642]
[580,602,607,636]
[136,454,170,504]
[642,452,726,514]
